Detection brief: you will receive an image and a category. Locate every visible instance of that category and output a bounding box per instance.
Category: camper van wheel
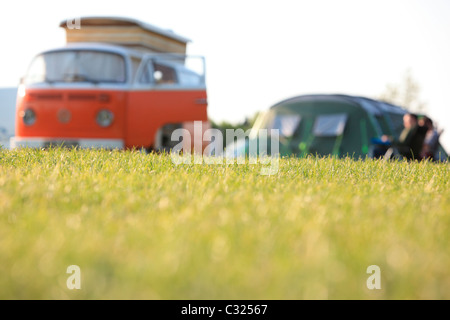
[149,123,183,153]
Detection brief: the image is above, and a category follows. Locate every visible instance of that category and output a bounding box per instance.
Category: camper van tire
[149,123,184,153]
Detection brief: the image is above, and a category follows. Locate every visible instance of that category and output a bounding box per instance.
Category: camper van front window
[24,50,126,85]
[313,114,348,137]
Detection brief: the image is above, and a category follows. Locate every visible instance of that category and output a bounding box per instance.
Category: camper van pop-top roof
[59,16,190,54]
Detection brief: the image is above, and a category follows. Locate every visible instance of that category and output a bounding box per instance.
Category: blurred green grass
[0,147,449,299]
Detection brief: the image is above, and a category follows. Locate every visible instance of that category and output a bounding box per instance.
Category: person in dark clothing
[419,116,440,161]
[381,113,427,160]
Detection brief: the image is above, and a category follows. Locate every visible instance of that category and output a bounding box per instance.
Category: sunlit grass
[0,147,449,299]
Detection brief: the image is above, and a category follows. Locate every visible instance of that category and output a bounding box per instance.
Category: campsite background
[0,0,450,152]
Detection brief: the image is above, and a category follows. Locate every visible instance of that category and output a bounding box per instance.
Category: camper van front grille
[67,94,97,101]
[27,93,111,102]
[29,93,63,101]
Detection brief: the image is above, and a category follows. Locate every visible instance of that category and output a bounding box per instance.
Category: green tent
[230,94,448,160]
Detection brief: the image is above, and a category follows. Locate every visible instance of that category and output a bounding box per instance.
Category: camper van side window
[131,57,142,83]
[313,114,348,137]
[139,63,153,84]
[139,61,178,85]
[153,62,178,85]
[178,69,202,86]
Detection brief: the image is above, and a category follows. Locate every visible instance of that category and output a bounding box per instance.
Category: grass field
[0,147,449,299]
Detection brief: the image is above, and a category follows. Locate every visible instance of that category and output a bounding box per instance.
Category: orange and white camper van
[11,17,209,151]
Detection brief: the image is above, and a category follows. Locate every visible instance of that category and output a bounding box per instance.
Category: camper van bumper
[10,137,124,149]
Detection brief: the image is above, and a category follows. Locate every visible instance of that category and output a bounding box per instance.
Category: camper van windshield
[24,50,126,84]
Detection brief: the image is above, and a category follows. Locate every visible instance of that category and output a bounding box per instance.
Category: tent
[229,94,448,160]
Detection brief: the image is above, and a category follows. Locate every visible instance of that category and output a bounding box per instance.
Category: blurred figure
[381,113,427,160]
[419,116,440,161]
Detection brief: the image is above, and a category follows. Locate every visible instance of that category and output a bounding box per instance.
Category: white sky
[1,0,449,150]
